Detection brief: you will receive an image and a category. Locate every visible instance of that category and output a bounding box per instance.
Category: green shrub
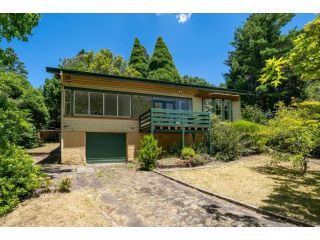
[210,114,242,161]
[57,177,72,193]
[190,136,208,154]
[181,147,196,159]
[265,102,319,173]
[138,135,162,170]
[232,120,267,155]
[0,145,43,216]
[241,104,268,124]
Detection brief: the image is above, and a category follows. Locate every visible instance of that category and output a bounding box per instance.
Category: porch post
[150,109,154,135]
[181,127,185,148]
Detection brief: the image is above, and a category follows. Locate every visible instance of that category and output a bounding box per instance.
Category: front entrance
[86,133,126,163]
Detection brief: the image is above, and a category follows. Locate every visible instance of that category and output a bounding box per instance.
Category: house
[46,67,246,164]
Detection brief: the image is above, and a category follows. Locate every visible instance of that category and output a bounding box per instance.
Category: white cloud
[176,13,192,24]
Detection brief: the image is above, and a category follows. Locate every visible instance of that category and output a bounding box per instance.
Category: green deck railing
[139,108,211,134]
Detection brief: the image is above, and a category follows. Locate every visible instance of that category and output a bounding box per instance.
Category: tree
[181,75,212,86]
[289,15,320,82]
[42,77,61,129]
[60,48,140,77]
[224,14,298,109]
[0,14,40,75]
[0,72,48,131]
[147,36,181,82]
[128,38,149,78]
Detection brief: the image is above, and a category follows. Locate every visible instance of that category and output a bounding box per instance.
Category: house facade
[47,67,245,164]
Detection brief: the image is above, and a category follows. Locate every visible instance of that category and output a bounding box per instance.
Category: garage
[86,133,126,163]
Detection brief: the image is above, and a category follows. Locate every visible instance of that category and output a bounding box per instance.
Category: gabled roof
[46,67,249,95]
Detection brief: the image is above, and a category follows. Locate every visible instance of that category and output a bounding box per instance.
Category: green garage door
[86,133,126,163]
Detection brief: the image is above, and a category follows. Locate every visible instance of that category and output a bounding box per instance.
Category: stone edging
[153,170,314,227]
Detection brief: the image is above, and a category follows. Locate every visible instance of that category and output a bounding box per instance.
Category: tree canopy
[0,14,40,76]
[128,38,149,78]
[224,13,305,110]
[60,48,141,78]
[147,36,181,82]
[289,15,320,82]
[182,75,212,86]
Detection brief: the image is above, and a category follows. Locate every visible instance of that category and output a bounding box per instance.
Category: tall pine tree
[128,38,149,78]
[224,13,301,109]
[147,36,181,82]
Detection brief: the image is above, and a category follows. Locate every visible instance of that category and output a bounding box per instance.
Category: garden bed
[162,154,320,225]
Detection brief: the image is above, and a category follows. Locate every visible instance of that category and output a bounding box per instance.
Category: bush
[232,120,267,155]
[241,104,268,124]
[210,114,242,161]
[181,147,196,159]
[0,145,43,216]
[138,135,162,170]
[57,177,72,193]
[265,102,319,173]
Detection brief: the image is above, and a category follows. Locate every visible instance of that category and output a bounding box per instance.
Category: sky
[5,13,316,87]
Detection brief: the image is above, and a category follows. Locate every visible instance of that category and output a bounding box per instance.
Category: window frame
[67,87,193,119]
[64,89,72,116]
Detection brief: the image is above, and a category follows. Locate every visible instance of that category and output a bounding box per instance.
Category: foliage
[42,77,61,129]
[232,120,267,155]
[259,56,288,88]
[61,49,140,77]
[57,177,72,193]
[138,135,162,170]
[128,38,149,78]
[181,147,196,159]
[182,75,212,86]
[241,104,268,124]
[0,14,40,75]
[265,102,319,173]
[0,71,48,130]
[224,13,302,110]
[180,156,206,167]
[289,15,320,82]
[0,145,43,216]
[210,114,242,161]
[0,90,38,148]
[303,81,320,101]
[147,36,181,82]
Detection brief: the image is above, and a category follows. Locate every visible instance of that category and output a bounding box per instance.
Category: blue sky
[5,13,316,87]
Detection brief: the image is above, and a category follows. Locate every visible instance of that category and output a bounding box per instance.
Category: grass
[27,143,60,155]
[0,190,112,227]
[164,154,320,225]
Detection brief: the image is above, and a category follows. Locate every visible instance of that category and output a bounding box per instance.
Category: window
[223,100,232,120]
[118,94,131,117]
[202,99,212,112]
[74,90,88,114]
[132,95,140,118]
[214,99,222,117]
[176,99,192,111]
[104,93,117,116]
[90,92,103,115]
[139,96,152,115]
[64,89,71,116]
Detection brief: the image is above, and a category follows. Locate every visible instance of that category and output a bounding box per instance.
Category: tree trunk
[301,158,308,174]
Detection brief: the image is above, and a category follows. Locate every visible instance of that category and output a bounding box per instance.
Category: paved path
[42,164,295,227]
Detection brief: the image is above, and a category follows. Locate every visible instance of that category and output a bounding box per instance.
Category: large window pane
[64,90,71,116]
[132,95,140,118]
[203,99,212,112]
[139,96,152,115]
[90,92,103,115]
[223,100,232,120]
[74,90,88,114]
[118,94,131,117]
[104,93,117,116]
[215,99,222,117]
[176,99,192,111]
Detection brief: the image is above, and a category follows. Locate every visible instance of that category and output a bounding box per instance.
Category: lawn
[163,154,320,225]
